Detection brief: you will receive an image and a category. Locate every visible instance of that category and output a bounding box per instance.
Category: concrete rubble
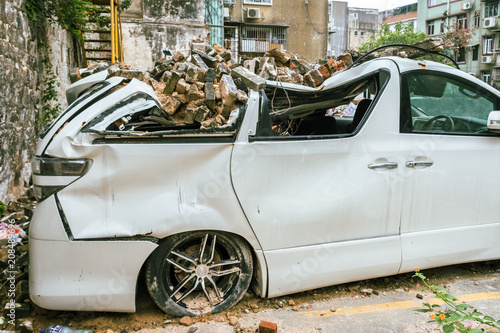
[71,44,354,131]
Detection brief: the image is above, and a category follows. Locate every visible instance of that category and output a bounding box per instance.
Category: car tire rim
[164,234,242,310]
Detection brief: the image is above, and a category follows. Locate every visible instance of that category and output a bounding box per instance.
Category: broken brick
[233,77,247,91]
[163,96,182,116]
[185,108,196,124]
[304,69,324,87]
[212,43,227,53]
[175,93,187,104]
[172,51,185,62]
[237,89,248,103]
[231,66,266,92]
[185,64,206,83]
[206,69,216,83]
[192,49,217,68]
[172,61,190,73]
[318,65,331,79]
[164,71,182,95]
[259,321,278,333]
[259,62,277,81]
[259,57,275,72]
[175,79,190,95]
[243,59,257,74]
[192,54,210,72]
[187,84,205,102]
[204,82,216,110]
[218,63,229,76]
[337,53,353,67]
[220,51,232,62]
[119,69,147,81]
[194,106,209,123]
[291,72,304,85]
[265,48,293,65]
[219,74,237,105]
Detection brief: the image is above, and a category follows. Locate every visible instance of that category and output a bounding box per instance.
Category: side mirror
[487,111,500,133]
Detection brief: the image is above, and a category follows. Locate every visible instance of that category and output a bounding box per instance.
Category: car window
[401,71,498,135]
[80,92,245,140]
[253,70,389,140]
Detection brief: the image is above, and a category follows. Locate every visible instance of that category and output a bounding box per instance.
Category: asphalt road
[31,260,500,333]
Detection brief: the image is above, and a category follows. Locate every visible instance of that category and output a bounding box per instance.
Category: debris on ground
[258,320,278,333]
[0,190,35,331]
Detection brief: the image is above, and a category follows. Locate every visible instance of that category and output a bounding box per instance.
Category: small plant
[26,0,110,39]
[414,271,500,333]
[40,56,62,127]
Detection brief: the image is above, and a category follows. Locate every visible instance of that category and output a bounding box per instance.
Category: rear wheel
[145,231,253,316]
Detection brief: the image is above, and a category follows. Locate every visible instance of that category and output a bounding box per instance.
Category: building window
[457,14,467,29]
[482,72,491,85]
[485,3,498,18]
[474,11,481,28]
[427,21,435,35]
[484,36,493,54]
[440,19,446,33]
[240,25,287,53]
[354,31,358,36]
[472,45,479,61]
[456,47,466,63]
[360,31,364,36]
[351,13,358,19]
[243,0,272,5]
[428,0,447,6]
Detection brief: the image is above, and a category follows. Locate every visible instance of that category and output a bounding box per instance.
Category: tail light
[31,156,92,202]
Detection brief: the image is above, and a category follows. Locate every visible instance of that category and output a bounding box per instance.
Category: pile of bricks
[73,45,353,129]
[246,48,352,88]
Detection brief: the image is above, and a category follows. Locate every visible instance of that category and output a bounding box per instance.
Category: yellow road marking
[299,291,500,318]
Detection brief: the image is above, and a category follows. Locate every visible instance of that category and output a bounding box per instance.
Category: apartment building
[223,0,328,61]
[417,0,500,87]
[381,3,418,31]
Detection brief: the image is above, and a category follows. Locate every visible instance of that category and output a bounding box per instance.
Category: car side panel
[56,142,262,250]
[265,236,401,297]
[29,238,157,312]
[399,223,500,272]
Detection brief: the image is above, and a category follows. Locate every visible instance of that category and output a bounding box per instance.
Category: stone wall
[0,0,75,203]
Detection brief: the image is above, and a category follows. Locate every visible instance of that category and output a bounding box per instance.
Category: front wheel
[145,231,253,316]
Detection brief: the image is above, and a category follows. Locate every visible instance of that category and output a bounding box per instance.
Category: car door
[397,69,500,272]
[231,60,403,297]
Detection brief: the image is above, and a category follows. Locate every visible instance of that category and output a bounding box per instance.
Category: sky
[342,0,418,11]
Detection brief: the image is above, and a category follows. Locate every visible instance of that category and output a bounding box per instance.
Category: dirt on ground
[27,260,500,333]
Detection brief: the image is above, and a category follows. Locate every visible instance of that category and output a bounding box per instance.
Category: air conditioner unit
[482,55,493,63]
[246,8,261,19]
[461,2,472,10]
[223,7,230,18]
[484,17,496,28]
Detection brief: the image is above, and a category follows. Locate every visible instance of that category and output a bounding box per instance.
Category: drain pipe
[447,0,450,27]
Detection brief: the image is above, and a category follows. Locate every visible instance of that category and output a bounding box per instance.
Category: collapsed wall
[73,44,353,133]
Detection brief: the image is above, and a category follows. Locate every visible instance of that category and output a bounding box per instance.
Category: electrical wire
[305,2,327,35]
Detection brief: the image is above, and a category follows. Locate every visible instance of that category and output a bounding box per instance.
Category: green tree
[26,0,133,40]
[359,22,428,52]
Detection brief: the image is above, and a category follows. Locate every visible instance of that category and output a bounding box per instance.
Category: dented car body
[30,57,500,316]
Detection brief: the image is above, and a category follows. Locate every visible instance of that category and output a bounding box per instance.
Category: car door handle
[405,160,434,168]
[368,162,398,170]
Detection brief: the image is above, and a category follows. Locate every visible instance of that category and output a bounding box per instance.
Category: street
[30,260,500,333]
